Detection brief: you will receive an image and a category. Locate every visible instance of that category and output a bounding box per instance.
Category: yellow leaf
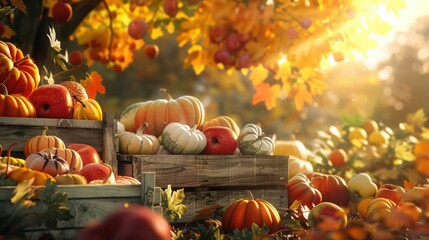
[166,21,175,34]
[150,27,164,39]
[292,85,313,111]
[249,65,268,85]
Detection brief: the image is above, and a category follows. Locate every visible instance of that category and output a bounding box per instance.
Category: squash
[0,83,37,117]
[8,167,56,185]
[119,102,145,132]
[40,147,83,173]
[73,98,103,121]
[161,122,207,155]
[200,115,240,136]
[273,140,309,160]
[59,81,88,106]
[24,126,66,157]
[115,175,141,185]
[25,151,70,177]
[238,123,275,155]
[222,193,281,233]
[134,88,205,137]
[287,156,313,179]
[0,41,40,97]
[366,197,396,220]
[55,173,87,185]
[118,123,160,155]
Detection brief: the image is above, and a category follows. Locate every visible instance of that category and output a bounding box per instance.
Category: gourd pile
[118,88,278,156]
[0,127,140,186]
[0,40,103,121]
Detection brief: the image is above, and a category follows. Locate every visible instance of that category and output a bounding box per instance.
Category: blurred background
[90,0,429,141]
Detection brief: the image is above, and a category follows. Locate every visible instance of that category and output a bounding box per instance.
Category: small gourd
[8,167,56,186]
[25,151,70,177]
[73,97,103,121]
[238,123,275,155]
[161,122,207,155]
[24,126,66,157]
[55,173,87,185]
[118,123,160,155]
[40,147,83,173]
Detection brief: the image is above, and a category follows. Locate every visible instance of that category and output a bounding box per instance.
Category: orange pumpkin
[73,98,103,121]
[366,197,396,221]
[0,83,36,117]
[134,88,205,137]
[200,115,240,136]
[40,147,83,173]
[222,195,281,233]
[115,175,141,185]
[24,126,66,157]
[25,151,70,177]
[0,41,40,97]
[8,167,56,186]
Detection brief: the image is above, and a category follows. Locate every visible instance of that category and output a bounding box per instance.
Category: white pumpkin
[273,140,309,160]
[118,124,160,155]
[161,122,207,155]
[288,156,313,179]
[238,123,275,155]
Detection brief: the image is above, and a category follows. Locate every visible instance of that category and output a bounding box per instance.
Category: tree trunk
[8,0,102,69]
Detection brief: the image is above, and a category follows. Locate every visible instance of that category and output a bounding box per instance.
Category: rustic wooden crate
[118,154,289,223]
[0,112,118,173]
[0,172,162,240]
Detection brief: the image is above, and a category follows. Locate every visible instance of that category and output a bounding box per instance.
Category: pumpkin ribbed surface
[8,167,56,185]
[0,41,40,97]
[73,98,103,120]
[41,147,83,173]
[201,115,240,136]
[24,126,66,157]
[59,81,88,106]
[25,152,70,177]
[134,88,205,137]
[0,83,36,117]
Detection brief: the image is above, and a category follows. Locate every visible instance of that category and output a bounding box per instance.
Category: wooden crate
[0,173,162,240]
[118,154,289,223]
[0,112,118,173]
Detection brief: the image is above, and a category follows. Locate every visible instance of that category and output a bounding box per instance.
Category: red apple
[52,2,73,23]
[202,126,238,155]
[77,206,171,240]
[28,84,74,119]
[67,143,101,166]
[375,184,405,205]
[329,149,348,166]
[308,202,347,231]
[79,162,115,184]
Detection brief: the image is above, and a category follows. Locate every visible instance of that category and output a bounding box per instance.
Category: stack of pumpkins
[0,126,139,186]
[0,40,102,121]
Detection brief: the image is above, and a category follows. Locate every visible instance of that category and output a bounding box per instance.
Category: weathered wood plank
[0,112,118,166]
[120,154,289,188]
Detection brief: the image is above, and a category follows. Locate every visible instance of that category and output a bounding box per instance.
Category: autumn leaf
[252,83,280,110]
[0,24,15,38]
[292,85,313,111]
[81,71,106,99]
[10,0,26,13]
[403,180,415,191]
[249,65,268,85]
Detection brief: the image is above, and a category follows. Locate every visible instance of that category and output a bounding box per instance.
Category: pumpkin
[161,122,207,155]
[304,172,350,207]
[200,115,240,136]
[119,102,145,132]
[40,147,83,173]
[222,194,281,233]
[24,126,66,157]
[0,41,40,97]
[273,140,309,160]
[59,81,88,106]
[134,88,205,137]
[238,123,275,155]
[286,173,323,209]
[25,151,70,177]
[0,83,36,117]
[115,175,141,185]
[365,197,396,221]
[8,167,56,185]
[287,156,313,179]
[118,123,160,155]
[73,98,103,121]
[55,173,87,185]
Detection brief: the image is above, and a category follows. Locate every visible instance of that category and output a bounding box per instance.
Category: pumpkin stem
[137,122,149,136]
[0,83,8,95]
[245,190,255,200]
[159,88,172,101]
[73,95,87,108]
[5,142,19,175]
[13,54,30,67]
[42,126,49,136]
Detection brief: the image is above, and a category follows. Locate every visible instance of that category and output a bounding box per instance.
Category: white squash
[238,123,275,155]
[118,124,160,155]
[161,122,207,155]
